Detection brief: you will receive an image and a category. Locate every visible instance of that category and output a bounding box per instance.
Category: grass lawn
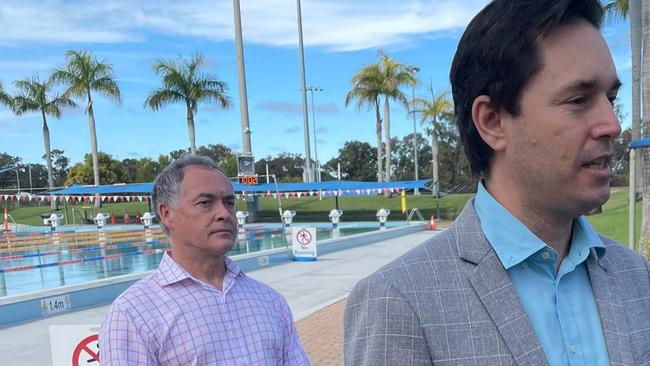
[3,188,639,245]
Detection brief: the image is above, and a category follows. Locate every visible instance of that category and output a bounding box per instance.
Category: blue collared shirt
[474,182,609,365]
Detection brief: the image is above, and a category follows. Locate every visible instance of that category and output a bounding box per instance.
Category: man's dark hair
[449,0,603,177]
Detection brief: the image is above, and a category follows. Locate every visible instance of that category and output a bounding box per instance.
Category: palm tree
[12,75,77,209]
[376,50,416,182]
[144,54,231,154]
[0,81,12,108]
[410,83,453,197]
[52,50,121,207]
[345,63,385,182]
[605,1,641,177]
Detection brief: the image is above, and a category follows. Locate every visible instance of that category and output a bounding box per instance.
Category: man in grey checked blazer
[344,1,650,365]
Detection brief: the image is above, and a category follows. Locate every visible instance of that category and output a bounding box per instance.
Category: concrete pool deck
[0,228,442,365]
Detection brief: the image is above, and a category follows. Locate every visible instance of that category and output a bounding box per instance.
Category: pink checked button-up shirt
[99,253,311,365]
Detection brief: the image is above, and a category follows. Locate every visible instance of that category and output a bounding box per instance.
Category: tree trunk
[41,110,57,210]
[384,96,391,182]
[375,101,383,182]
[639,0,650,254]
[632,0,643,192]
[431,121,439,197]
[187,105,196,155]
[87,92,101,208]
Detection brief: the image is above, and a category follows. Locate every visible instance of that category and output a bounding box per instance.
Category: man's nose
[591,96,621,140]
[213,202,232,221]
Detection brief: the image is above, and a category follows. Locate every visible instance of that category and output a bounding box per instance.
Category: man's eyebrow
[557,78,622,95]
[194,193,217,201]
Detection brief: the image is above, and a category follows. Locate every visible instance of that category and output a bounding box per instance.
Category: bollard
[124,212,130,224]
[141,212,156,229]
[110,212,116,225]
[328,209,343,229]
[281,210,296,234]
[376,208,390,230]
[236,211,249,234]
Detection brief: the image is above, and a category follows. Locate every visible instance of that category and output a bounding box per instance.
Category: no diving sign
[292,227,317,261]
[50,325,100,366]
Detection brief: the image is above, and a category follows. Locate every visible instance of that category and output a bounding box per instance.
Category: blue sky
[0,0,633,167]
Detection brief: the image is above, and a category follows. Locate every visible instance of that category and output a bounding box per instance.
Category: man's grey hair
[152,154,226,234]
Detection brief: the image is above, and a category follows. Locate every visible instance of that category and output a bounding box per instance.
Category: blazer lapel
[587,250,633,366]
[455,201,548,366]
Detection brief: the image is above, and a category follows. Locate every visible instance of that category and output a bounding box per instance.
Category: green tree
[390,133,430,181]
[345,64,384,182]
[121,158,139,183]
[144,54,232,155]
[410,84,453,196]
[323,140,378,181]
[376,50,416,182]
[0,153,21,190]
[52,50,121,206]
[48,149,70,187]
[255,153,307,182]
[196,144,238,176]
[12,75,77,208]
[168,149,189,160]
[135,157,163,182]
[0,81,12,108]
[66,152,126,185]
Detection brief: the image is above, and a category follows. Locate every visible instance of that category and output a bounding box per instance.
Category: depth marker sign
[50,325,100,366]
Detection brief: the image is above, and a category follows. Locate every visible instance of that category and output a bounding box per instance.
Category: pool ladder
[406,208,426,225]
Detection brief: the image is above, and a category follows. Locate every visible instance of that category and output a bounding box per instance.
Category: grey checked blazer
[344,200,650,365]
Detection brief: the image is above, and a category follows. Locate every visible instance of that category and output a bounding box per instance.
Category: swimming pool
[0,222,406,296]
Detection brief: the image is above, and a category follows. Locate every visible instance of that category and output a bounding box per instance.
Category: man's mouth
[212,229,234,235]
[582,156,611,170]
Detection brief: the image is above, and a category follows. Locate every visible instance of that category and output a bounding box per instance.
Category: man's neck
[170,245,227,290]
[483,179,573,269]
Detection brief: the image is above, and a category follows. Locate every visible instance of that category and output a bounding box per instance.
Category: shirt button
[541,251,551,260]
[522,262,529,269]
[570,345,577,353]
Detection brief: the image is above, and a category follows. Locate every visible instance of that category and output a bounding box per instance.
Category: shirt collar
[157,251,242,287]
[474,181,605,269]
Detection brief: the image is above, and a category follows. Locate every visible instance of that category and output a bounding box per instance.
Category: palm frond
[604,0,629,21]
[53,49,121,105]
[143,89,185,111]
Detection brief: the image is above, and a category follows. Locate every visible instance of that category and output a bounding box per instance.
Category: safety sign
[49,324,100,366]
[292,227,317,261]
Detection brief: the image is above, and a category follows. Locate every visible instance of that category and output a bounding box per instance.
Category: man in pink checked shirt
[99,155,310,365]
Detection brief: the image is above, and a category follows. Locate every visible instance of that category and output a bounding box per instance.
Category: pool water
[0,222,401,296]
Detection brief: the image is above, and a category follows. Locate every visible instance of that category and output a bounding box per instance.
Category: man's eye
[568,96,587,105]
[197,200,210,206]
[607,95,617,105]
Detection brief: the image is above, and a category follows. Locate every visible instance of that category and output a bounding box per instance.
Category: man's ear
[471,95,507,152]
[158,203,174,231]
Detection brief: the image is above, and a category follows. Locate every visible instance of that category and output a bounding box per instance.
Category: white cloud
[0,0,488,51]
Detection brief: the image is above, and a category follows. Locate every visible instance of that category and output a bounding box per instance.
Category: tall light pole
[296,0,313,182]
[233,0,252,155]
[407,66,420,194]
[307,87,323,182]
